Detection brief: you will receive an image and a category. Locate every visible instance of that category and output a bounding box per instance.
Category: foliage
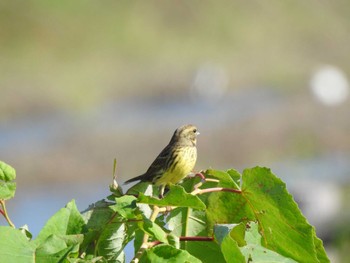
[0,160,329,262]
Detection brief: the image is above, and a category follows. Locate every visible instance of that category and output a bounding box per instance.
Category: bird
[124,124,199,198]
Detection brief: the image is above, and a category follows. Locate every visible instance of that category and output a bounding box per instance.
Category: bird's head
[172,124,199,146]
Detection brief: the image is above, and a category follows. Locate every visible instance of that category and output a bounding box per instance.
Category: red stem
[180,236,214,242]
[194,172,206,181]
[0,208,5,217]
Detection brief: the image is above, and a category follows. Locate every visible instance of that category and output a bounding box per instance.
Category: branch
[0,200,15,228]
[180,236,214,242]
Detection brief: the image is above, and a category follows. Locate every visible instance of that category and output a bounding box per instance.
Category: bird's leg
[159,185,165,199]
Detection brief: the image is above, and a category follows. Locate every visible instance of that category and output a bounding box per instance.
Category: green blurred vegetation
[1,1,350,118]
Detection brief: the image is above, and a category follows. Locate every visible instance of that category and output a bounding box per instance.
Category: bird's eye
[193,129,197,133]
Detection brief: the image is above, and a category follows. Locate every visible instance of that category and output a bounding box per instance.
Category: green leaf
[125,182,157,197]
[205,169,254,230]
[240,222,297,263]
[35,200,86,245]
[140,244,201,263]
[0,226,36,263]
[81,200,116,230]
[214,223,246,263]
[137,185,206,210]
[241,167,324,262]
[0,161,16,200]
[109,195,138,219]
[81,200,135,262]
[167,207,225,263]
[139,216,168,244]
[214,223,246,247]
[221,230,245,263]
[0,161,16,181]
[35,234,81,263]
[313,229,330,263]
[205,167,330,262]
[95,218,127,263]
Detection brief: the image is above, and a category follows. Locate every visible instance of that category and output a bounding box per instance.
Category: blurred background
[1,1,349,262]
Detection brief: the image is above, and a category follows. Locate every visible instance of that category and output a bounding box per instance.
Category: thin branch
[192,187,241,195]
[180,236,214,242]
[0,200,15,228]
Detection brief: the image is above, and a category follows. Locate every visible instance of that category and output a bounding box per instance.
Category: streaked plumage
[125,124,199,197]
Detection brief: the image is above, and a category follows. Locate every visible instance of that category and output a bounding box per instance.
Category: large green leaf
[205,167,329,263]
[0,226,36,263]
[0,161,16,200]
[35,200,86,245]
[241,167,325,262]
[35,234,81,263]
[82,199,136,262]
[137,185,206,210]
[140,244,201,263]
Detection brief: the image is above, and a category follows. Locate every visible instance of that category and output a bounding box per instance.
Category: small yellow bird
[125,124,199,197]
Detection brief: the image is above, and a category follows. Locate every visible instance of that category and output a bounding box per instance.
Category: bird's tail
[124,174,146,184]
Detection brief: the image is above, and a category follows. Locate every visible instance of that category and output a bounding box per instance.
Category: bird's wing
[143,144,173,182]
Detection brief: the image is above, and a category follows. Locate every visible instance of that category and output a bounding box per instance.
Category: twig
[180,236,214,242]
[0,200,15,228]
[192,187,241,195]
[193,172,220,190]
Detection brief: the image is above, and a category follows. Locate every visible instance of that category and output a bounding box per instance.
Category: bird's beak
[196,131,200,136]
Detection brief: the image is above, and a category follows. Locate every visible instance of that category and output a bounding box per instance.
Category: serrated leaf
[140,244,201,263]
[137,185,206,210]
[313,229,330,263]
[36,200,86,245]
[241,167,323,262]
[205,167,330,262]
[0,161,16,200]
[0,226,36,263]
